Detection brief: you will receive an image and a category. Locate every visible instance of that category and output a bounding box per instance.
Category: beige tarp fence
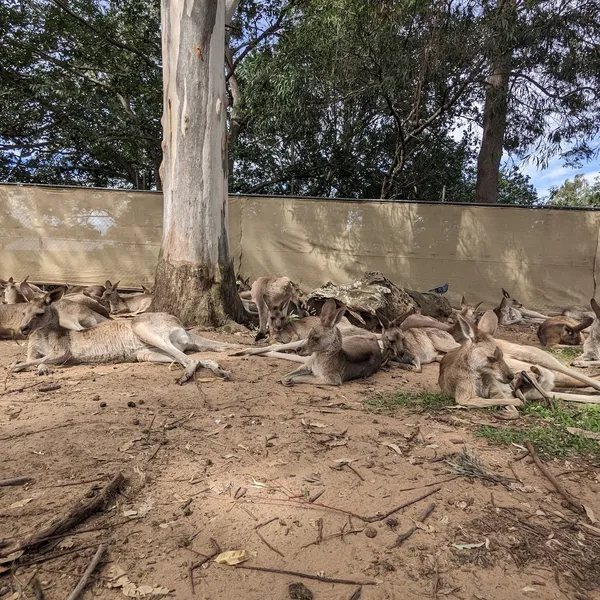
[1,183,599,311]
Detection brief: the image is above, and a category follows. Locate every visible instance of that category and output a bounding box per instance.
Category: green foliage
[477,400,600,459]
[0,0,163,188]
[547,346,583,364]
[365,390,454,412]
[549,174,600,208]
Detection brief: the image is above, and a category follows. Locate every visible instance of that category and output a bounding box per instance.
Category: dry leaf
[439,515,449,525]
[123,510,138,518]
[453,542,485,550]
[250,479,267,488]
[522,587,536,593]
[10,497,33,509]
[58,537,75,549]
[382,443,403,456]
[580,522,600,536]
[214,550,250,565]
[584,504,597,524]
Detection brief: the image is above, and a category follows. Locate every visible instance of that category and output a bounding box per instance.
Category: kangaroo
[257,299,382,386]
[18,281,111,322]
[537,316,592,347]
[1,277,43,304]
[379,311,459,372]
[250,276,301,342]
[562,305,595,320]
[573,298,600,367]
[438,311,524,409]
[103,280,152,315]
[67,284,106,298]
[452,296,483,321]
[11,288,237,384]
[493,288,550,325]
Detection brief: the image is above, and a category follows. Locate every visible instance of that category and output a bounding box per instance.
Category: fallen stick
[2,472,125,556]
[301,527,364,549]
[65,544,104,600]
[255,518,284,558]
[238,486,441,523]
[189,538,221,595]
[0,476,33,487]
[391,503,436,547]
[349,587,362,600]
[524,441,583,514]
[234,565,376,586]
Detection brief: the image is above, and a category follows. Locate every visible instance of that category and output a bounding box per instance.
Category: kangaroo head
[562,317,593,344]
[459,296,483,321]
[379,310,418,365]
[501,288,522,309]
[102,280,121,304]
[267,296,291,334]
[141,285,153,295]
[459,310,514,385]
[299,299,345,356]
[1,276,21,304]
[19,287,65,336]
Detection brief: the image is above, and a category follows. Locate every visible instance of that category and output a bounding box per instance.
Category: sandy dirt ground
[1,321,599,600]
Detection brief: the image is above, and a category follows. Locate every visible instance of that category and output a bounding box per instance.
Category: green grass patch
[477,400,600,459]
[365,390,454,412]
[546,346,583,365]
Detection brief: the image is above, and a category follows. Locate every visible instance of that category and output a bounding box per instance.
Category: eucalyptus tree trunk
[153,0,245,326]
[475,61,510,203]
[475,0,516,204]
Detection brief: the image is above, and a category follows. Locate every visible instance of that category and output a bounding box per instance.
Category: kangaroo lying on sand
[250,299,382,386]
[537,315,592,348]
[102,280,153,315]
[1,277,43,304]
[493,288,550,325]
[11,288,235,384]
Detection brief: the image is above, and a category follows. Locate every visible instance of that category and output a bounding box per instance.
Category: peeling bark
[153,0,245,326]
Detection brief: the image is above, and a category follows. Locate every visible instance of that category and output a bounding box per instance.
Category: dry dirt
[1,321,599,600]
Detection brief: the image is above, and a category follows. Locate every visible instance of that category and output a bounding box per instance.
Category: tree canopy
[1,0,599,202]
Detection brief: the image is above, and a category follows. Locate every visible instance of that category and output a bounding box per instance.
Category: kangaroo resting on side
[493,288,550,325]
[11,288,236,384]
[573,298,600,368]
[102,280,153,315]
[537,315,592,348]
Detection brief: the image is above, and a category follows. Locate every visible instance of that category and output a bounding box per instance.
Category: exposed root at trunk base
[152,257,247,327]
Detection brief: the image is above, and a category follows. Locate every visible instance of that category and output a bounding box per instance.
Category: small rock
[139,399,145,405]
[364,526,377,538]
[133,419,140,425]
[127,401,136,408]
[100,402,107,408]
[91,394,100,401]
[288,582,313,600]
[386,518,399,530]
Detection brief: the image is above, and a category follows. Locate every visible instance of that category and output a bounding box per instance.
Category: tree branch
[49,0,159,70]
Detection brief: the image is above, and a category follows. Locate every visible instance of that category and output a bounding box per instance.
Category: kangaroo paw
[37,364,53,376]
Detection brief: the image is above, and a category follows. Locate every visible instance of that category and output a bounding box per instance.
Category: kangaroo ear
[105,280,113,289]
[477,310,498,336]
[591,298,600,318]
[332,304,346,326]
[319,299,338,326]
[456,314,476,342]
[45,287,65,305]
[575,317,593,332]
[460,296,467,309]
[502,288,510,299]
[474,301,484,311]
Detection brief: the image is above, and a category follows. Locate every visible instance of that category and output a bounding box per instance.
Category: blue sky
[520,155,600,199]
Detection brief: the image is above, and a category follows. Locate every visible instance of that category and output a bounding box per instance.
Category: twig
[255,518,284,557]
[145,414,156,440]
[349,587,362,600]
[2,472,124,556]
[525,441,583,514]
[309,489,325,503]
[189,538,221,595]
[65,544,104,600]
[0,476,33,487]
[392,503,436,547]
[238,486,441,523]
[0,423,73,441]
[38,383,61,393]
[316,518,324,544]
[302,528,364,549]
[234,565,376,586]
[148,444,162,461]
[19,543,101,567]
[345,464,365,481]
[0,380,46,397]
